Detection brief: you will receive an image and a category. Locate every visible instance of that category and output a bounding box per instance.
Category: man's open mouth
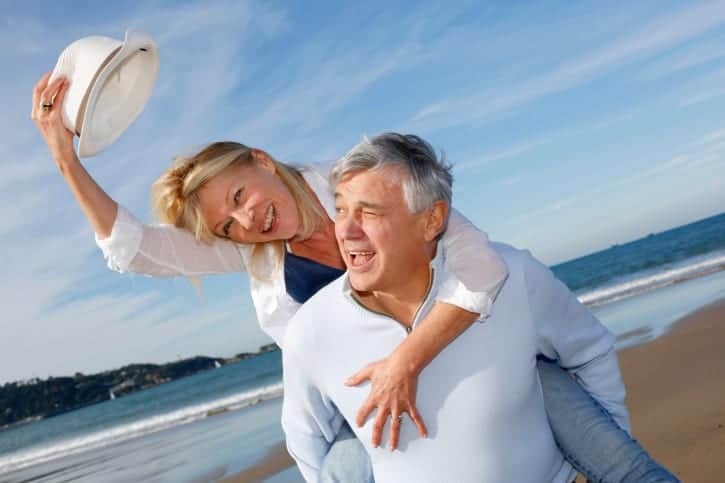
[347,250,376,268]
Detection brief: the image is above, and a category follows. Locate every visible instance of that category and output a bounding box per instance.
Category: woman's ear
[424,201,449,241]
[250,148,276,173]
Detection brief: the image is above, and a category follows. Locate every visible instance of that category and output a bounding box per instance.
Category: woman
[33,73,677,482]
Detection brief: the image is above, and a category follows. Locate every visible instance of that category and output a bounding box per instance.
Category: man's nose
[232,206,255,231]
[336,212,363,239]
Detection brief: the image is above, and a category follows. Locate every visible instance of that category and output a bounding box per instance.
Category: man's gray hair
[330,133,453,217]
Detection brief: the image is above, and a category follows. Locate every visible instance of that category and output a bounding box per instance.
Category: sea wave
[0,382,283,474]
[578,251,725,307]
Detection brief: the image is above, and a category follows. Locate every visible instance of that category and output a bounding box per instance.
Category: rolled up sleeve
[94,205,143,273]
[437,208,508,320]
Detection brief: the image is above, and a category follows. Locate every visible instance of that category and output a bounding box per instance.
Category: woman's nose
[232,207,254,230]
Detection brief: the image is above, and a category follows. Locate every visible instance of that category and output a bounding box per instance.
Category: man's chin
[348,274,378,293]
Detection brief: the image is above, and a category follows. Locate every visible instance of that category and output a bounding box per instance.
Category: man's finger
[345,364,373,386]
[355,398,376,427]
[409,406,428,438]
[371,408,390,448]
[388,412,402,450]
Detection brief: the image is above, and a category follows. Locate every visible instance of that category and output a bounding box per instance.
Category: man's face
[334,166,435,295]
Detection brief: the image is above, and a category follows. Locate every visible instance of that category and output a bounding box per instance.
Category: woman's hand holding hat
[32,72,77,167]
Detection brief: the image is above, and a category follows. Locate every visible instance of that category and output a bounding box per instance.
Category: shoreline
[230,296,725,482]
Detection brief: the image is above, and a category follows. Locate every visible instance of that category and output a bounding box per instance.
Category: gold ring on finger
[41,102,53,111]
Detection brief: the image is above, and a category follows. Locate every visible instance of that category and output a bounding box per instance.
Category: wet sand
[612,297,725,482]
[228,298,725,482]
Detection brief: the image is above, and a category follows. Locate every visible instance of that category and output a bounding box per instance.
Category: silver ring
[396,414,404,422]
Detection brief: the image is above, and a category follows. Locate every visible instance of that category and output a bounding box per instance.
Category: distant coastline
[0,343,279,430]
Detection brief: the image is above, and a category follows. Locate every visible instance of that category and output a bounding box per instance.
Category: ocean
[2,211,724,482]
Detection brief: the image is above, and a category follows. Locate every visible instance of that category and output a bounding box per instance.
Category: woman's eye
[223,220,233,237]
[233,189,242,204]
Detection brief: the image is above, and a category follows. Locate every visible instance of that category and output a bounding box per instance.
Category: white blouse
[95,162,509,347]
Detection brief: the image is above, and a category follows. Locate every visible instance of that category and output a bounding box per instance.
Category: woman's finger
[388,410,402,450]
[371,407,390,448]
[32,72,53,118]
[408,405,428,438]
[345,363,374,386]
[51,79,69,122]
[355,397,377,427]
[32,72,52,101]
[39,76,66,108]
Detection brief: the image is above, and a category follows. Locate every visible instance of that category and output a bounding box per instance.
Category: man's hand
[345,357,428,450]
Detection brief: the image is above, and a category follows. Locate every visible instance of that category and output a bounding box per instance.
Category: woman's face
[198,150,301,244]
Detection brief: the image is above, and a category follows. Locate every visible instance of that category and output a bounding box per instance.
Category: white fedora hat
[49,30,159,157]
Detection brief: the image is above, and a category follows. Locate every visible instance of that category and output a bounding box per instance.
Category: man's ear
[250,148,276,173]
[423,201,449,242]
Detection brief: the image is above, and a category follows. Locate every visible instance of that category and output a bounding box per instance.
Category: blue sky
[1,0,724,383]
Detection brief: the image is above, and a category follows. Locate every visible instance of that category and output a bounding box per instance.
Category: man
[282,133,629,482]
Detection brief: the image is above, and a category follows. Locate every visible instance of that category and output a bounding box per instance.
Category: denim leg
[320,420,375,483]
[537,359,680,483]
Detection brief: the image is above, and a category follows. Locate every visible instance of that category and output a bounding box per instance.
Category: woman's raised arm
[32,73,118,238]
[32,72,246,278]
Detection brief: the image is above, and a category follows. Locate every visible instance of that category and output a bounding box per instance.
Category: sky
[1,0,724,383]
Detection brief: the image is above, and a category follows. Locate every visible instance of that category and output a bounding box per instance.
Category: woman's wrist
[389,339,427,377]
[54,148,81,173]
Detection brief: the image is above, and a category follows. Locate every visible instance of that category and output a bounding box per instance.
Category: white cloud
[504,127,725,230]
[455,141,538,172]
[407,1,725,131]
[642,38,725,79]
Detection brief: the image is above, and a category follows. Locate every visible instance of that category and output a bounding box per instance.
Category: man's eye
[234,189,242,204]
[223,220,233,237]
[363,211,377,217]
[335,207,346,215]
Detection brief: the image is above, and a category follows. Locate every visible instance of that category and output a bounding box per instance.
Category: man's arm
[282,346,345,482]
[523,250,631,433]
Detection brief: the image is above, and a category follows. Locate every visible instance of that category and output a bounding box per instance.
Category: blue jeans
[319,360,679,483]
[537,359,679,482]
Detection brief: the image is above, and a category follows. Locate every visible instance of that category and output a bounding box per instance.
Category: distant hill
[0,343,279,429]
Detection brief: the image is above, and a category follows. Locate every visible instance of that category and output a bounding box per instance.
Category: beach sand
[606,297,725,483]
[227,298,725,483]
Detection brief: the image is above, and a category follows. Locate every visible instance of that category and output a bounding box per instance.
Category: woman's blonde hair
[151,141,325,279]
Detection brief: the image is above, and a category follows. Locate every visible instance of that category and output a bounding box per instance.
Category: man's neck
[352,263,434,328]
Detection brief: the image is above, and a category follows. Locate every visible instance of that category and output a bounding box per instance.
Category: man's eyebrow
[358,201,385,210]
[333,193,384,210]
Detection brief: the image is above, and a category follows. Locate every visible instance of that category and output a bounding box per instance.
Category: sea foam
[0,382,283,473]
[578,251,725,307]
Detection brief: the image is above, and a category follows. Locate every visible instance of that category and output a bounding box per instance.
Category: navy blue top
[284,250,346,304]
